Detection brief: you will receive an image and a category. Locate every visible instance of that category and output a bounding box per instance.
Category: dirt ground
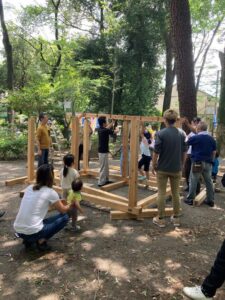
[1,160,225,300]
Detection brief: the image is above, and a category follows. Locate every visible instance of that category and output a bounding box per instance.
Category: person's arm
[152,152,159,175]
[182,117,197,133]
[212,150,216,161]
[36,127,42,156]
[106,121,114,129]
[54,200,70,213]
[140,122,145,138]
[73,200,84,214]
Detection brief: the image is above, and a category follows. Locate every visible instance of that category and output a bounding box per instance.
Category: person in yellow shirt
[36,113,51,168]
[67,178,84,232]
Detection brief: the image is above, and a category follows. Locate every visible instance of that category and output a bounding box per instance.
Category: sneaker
[184,199,193,206]
[204,200,214,207]
[36,241,52,252]
[170,216,180,227]
[138,176,146,181]
[183,286,212,300]
[70,225,81,233]
[153,216,166,228]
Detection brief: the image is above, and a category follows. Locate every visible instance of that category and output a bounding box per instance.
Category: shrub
[0,135,27,160]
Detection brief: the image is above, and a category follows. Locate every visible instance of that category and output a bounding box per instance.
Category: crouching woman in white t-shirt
[14,164,70,251]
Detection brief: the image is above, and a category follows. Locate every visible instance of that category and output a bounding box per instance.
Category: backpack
[222,174,225,187]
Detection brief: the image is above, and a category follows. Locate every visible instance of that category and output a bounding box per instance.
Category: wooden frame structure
[5,113,185,220]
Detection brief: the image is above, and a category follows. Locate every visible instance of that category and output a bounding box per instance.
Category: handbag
[192,162,203,173]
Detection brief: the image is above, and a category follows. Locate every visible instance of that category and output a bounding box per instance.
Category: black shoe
[204,200,214,207]
[184,199,193,206]
[36,241,52,252]
[0,211,5,218]
[105,180,114,185]
[23,240,34,249]
[184,187,189,192]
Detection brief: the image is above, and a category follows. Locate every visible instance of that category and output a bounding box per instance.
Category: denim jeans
[201,238,225,297]
[187,162,214,202]
[38,149,49,168]
[156,171,181,218]
[18,213,69,243]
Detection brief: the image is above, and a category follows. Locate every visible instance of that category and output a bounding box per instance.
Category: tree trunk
[162,30,176,114]
[170,0,197,121]
[217,50,225,157]
[0,0,14,122]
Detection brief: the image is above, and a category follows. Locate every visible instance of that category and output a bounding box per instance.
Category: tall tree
[217,49,225,157]
[170,0,197,121]
[0,0,14,122]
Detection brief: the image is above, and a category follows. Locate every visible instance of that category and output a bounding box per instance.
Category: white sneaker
[183,286,212,300]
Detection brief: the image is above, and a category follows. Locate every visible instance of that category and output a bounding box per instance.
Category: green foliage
[0,129,27,160]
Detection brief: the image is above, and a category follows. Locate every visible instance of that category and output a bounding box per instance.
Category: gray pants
[98,153,109,185]
[187,162,214,202]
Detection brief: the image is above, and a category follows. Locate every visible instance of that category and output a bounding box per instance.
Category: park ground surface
[1,160,225,300]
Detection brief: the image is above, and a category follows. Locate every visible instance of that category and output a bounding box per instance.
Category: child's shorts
[138,154,151,172]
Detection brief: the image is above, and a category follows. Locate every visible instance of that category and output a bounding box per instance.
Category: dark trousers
[18,213,69,243]
[201,238,225,297]
[78,144,83,171]
[38,149,49,168]
[184,156,201,193]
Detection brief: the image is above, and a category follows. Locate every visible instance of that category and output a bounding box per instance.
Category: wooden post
[122,120,129,178]
[71,116,79,170]
[83,118,90,172]
[128,117,139,210]
[27,117,35,182]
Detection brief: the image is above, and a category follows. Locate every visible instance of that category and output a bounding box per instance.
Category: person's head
[71,178,83,192]
[163,109,178,126]
[33,164,54,191]
[39,112,48,125]
[196,121,208,133]
[63,154,75,177]
[191,117,201,127]
[215,151,219,158]
[144,131,151,144]
[98,116,107,128]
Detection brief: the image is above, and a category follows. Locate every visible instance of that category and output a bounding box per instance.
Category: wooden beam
[5,176,27,186]
[87,169,124,180]
[194,188,206,206]
[101,180,126,191]
[138,187,171,208]
[71,116,80,170]
[122,120,129,178]
[110,207,177,220]
[81,192,141,215]
[83,118,90,172]
[27,117,35,182]
[128,118,139,209]
[82,185,128,203]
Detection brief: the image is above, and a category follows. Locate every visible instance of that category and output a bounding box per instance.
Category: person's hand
[181,117,189,126]
[38,149,42,156]
[152,163,157,175]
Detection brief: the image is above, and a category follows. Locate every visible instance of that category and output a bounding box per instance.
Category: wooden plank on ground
[82,192,141,215]
[110,165,120,171]
[137,187,171,208]
[194,188,206,206]
[110,207,177,220]
[6,176,28,186]
[101,180,126,191]
[87,169,123,180]
[82,185,128,203]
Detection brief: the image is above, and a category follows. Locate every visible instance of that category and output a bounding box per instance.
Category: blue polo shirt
[188,132,216,163]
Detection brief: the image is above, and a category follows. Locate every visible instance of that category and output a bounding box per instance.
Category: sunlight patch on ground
[135,235,151,243]
[92,257,129,280]
[96,223,118,237]
[81,230,98,238]
[81,242,95,251]
[165,228,190,238]
[37,294,60,300]
[165,259,181,270]
[2,240,20,247]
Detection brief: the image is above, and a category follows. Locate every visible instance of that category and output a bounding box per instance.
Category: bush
[0,135,27,160]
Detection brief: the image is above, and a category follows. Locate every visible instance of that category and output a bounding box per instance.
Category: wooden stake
[122,120,129,178]
[194,188,206,206]
[101,180,127,191]
[27,117,35,182]
[82,185,128,203]
[128,118,139,209]
[83,118,90,172]
[138,187,171,208]
[71,116,80,170]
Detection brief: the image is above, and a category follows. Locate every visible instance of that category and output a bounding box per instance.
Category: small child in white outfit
[60,154,80,199]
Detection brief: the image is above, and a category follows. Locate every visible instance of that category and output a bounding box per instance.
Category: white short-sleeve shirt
[60,167,80,189]
[14,185,60,235]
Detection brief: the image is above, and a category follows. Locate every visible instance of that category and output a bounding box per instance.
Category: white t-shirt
[14,185,60,235]
[140,137,151,157]
[60,167,80,189]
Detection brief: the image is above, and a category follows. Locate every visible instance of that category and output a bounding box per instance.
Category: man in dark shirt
[185,121,216,206]
[97,116,116,187]
[152,109,187,228]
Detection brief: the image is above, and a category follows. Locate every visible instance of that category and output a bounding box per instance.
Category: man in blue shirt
[185,121,216,206]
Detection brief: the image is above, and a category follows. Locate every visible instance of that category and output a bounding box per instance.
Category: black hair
[39,112,47,122]
[167,119,176,125]
[144,131,152,144]
[33,164,54,191]
[98,116,107,127]
[215,151,219,158]
[71,178,83,192]
[63,154,75,177]
[192,117,201,124]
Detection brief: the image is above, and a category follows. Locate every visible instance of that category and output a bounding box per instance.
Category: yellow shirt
[67,190,82,205]
[36,124,51,149]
